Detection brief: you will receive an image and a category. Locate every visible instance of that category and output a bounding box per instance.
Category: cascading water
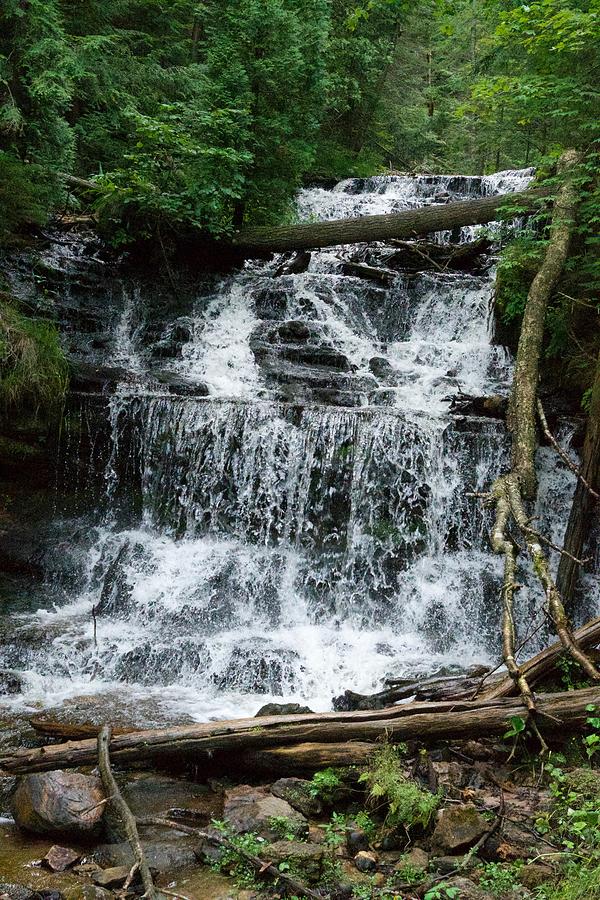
[2,168,595,724]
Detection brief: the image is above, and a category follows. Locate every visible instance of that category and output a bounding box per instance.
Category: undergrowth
[0,296,68,412]
[359,743,440,831]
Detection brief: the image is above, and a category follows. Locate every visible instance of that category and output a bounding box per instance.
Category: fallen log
[232,186,546,254]
[333,666,490,710]
[4,685,600,775]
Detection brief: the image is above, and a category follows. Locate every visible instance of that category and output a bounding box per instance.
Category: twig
[137,817,322,900]
[537,400,599,501]
[97,725,157,899]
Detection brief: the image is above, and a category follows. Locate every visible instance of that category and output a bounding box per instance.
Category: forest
[0,1,600,900]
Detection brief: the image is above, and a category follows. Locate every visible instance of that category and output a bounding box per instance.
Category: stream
[2,168,597,726]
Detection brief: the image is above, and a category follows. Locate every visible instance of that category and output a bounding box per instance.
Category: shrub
[359,744,440,831]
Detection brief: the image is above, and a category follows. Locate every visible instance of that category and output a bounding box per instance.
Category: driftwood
[138,817,322,900]
[98,724,157,899]
[232,186,545,253]
[3,685,600,775]
[341,261,397,284]
[388,236,493,270]
[333,666,490,711]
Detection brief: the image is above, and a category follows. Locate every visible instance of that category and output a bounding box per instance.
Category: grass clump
[0,296,68,413]
[359,743,440,832]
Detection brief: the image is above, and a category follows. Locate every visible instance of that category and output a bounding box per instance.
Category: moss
[0,295,68,413]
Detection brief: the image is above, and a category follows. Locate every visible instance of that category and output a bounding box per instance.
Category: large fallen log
[3,685,599,775]
[232,186,546,253]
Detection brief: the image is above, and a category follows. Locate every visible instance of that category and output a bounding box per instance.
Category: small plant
[424,882,460,900]
[478,861,523,897]
[359,743,440,832]
[309,767,344,803]
[394,862,426,885]
[323,811,347,847]
[210,820,265,889]
[268,815,305,841]
[584,704,600,761]
[352,810,377,839]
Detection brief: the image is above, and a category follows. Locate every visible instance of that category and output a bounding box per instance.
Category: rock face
[270,777,323,817]
[11,771,105,837]
[431,805,487,855]
[223,784,307,840]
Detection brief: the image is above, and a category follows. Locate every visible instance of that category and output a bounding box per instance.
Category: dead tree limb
[487,150,599,712]
[97,724,157,899]
[557,350,600,606]
[3,686,600,775]
[232,186,546,253]
[138,817,322,900]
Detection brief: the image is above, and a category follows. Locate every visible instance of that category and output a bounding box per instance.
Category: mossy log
[232,187,545,254]
[3,685,600,775]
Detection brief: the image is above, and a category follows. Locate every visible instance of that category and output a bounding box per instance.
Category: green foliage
[478,861,523,897]
[359,743,440,831]
[495,234,544,325]
[268,814,306,840]
[0,296,68,412]
[0,153,58,240]
[309,767,344,803]
[424,883,460,900]
[210,819,265,889]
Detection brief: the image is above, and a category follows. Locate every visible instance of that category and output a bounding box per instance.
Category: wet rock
[93,840,197,873]
[346,829,370,855]
[214,644,300,694]
[368,356,395,378]
[122,773,213,820]
[42,845,81,872]
[152,371,210,397]
[277,320,311,342]
[354,850,378,872]
[255,702,314,717]
[0,669,23,694]
[431,805,487,855]
[274,251,312,277]
[11,771,105,837]
[223,785,307,840]
[92,865,131,888]
[0,775,17,816]
[265,840,324,883]
[71,362,131,393]
[378,830,404,850]
[270,777,322,817]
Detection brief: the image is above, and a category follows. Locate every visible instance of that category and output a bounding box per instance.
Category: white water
[4,168,596,724]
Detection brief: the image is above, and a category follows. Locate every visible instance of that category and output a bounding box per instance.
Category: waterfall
[2,168,593,724]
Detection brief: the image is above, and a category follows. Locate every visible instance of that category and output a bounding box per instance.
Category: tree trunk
[232,186,545,254]
[507,150,581,499]
[557,350,600,606]
[3,685,600,775]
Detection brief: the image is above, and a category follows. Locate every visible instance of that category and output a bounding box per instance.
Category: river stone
[270,777,322,817]
[42,845,81,872]
[62,887,113,900]
[93,839,198,872]
[11,771,105,837]
[0,886,35,900]
[264,840,325,883]
[346,828,369,855]
[255,702,313,717]
[223,784,307,840]
[354,850,377,872]
[92,865,131,888]
[431,805,487,855]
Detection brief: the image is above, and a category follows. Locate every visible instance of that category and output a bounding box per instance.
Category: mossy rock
[563,768,600,806]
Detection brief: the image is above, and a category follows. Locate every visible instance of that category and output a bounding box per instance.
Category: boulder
[11,771,105,837]
[519,862,554,889]
[223,784,307,840]
[270,777,322,817]
[431,854,476,874]
[264,840,325,883]
[431,805,487,855]
[442,877,494,900]
[42,845,81,872]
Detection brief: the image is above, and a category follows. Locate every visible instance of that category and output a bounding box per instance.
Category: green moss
[0,296,68,413]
